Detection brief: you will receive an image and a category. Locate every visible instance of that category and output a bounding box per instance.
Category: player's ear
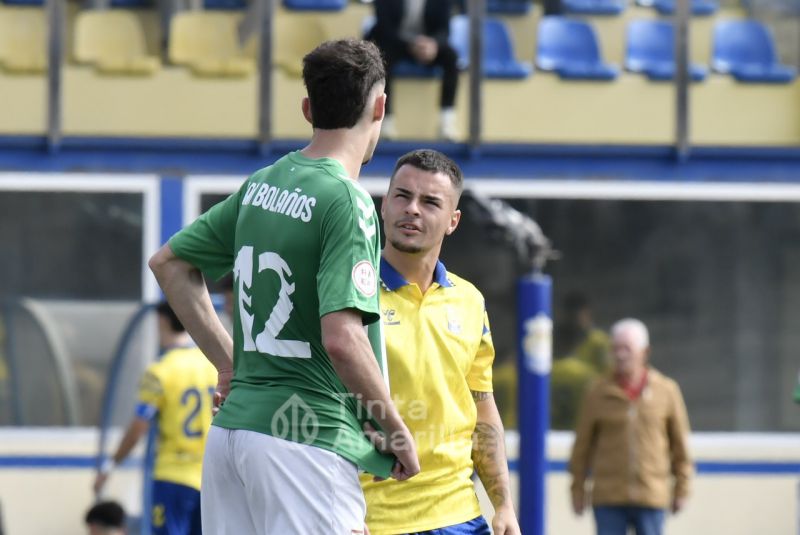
[302,97,313,125]
[445,209,461,235]
[373,92,386,123]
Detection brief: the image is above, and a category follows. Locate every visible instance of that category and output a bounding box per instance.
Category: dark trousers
[383,43,459,115]
[593,505,666,535]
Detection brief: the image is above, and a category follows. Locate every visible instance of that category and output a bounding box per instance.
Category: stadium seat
[0,6,46,74]
[274,14,327,77]
[536,17,618,80]
[449,15,532,79]
[640,0,719,15]
[74,10,160,76]
[712,20,796,83]
[563,0,627,16]
[283,0,346,10]
[625,20,707,81]
[169,11,254,77]
[99,0,246,6]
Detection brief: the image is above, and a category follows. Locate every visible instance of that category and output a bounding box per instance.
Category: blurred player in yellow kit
[361,150,521,535]
[94,301,216,535]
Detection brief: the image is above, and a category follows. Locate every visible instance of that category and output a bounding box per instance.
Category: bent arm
[321,309,406,436]
[148,244,233,375]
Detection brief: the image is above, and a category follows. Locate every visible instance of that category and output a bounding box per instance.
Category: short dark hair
[85,501,125,528]
[391,149,464,196]
[156,301,184,333]
[302,39,386,129]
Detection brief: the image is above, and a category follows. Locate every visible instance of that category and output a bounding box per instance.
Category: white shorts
[201,426,366,535]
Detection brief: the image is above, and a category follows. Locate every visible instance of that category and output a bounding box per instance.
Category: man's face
[611,327,648,377]
[381,164,460,255]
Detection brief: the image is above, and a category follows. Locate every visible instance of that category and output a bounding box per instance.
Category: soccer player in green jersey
[149,39,419,534]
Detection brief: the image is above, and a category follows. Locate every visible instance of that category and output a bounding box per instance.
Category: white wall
[1,429,798,535]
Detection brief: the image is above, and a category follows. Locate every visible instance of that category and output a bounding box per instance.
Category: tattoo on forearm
[471,390,491,403]
[472,422,512,509]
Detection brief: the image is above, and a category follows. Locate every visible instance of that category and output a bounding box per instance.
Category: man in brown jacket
[568,318,693,535]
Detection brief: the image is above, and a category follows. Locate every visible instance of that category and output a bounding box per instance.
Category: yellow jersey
[137,346,217,491]
[361,259,495,535]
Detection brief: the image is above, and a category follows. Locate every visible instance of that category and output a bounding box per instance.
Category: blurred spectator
[554,292,609,372]
[366,0,460,140]
[569,318,692,535]
[550,292,610,429]
[85,500,126,535]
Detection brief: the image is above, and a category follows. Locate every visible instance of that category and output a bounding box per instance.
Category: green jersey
[169,151,393,477]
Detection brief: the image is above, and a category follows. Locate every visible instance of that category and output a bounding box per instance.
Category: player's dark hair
[302,39,385,129]
[85,500,125,528]
[156,301,185,333]
[391,149,464,196]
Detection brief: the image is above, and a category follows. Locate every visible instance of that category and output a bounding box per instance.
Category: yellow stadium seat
[168,11,254,77]
[74,10,160,76]
[273,13,328,77]
[0,7,47,74]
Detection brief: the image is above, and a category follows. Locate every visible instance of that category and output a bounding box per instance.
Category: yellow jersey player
[361,150,521,535]
[94,301,217,535]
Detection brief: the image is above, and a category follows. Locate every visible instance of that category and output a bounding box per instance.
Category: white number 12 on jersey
[234,246,311,358]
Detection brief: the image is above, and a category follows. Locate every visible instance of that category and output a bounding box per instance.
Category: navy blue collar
[380,257,453,291]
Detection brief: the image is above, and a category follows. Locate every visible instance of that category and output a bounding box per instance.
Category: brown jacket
[569,368,693,509]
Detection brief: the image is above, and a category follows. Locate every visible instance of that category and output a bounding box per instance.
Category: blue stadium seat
[536,17,618,80]
[563,0,626,16]
[449,15,532,79]
[51,0,246,7]
[637,0,719,16]
[626,20,707,81]
[283,0,346,10]
[712,20,796,83]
